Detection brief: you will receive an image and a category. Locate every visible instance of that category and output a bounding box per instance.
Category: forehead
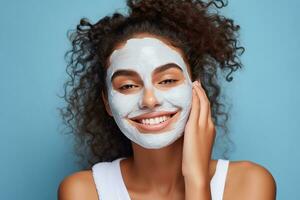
[107,37,187,77]
[111,34,184,60]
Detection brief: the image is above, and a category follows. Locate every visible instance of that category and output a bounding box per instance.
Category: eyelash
[119,84,138,90]
[159,79,177,85]
[119,79,177,91]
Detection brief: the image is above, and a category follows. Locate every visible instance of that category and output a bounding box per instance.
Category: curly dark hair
[59,0,244,169]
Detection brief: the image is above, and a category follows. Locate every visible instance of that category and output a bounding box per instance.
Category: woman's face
[104,33,193,149]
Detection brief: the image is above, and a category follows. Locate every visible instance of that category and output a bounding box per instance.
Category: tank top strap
[92,157,130,200]
[210,159,230,200]
[92,161,112,200]
[114,157,131,200]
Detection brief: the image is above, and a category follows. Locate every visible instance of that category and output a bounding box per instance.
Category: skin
[58,33,277,200]
[113,62,185,134]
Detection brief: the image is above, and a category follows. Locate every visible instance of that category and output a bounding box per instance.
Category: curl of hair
[59,0,244,169]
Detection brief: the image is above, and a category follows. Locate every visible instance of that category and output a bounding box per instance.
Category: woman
[58,0,276,199]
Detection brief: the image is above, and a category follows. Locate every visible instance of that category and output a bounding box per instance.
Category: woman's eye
[159,79,177,85]
[119,84,138,90]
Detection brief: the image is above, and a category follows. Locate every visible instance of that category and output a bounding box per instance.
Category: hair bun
[127,0,180,20]
[126,0,213,34]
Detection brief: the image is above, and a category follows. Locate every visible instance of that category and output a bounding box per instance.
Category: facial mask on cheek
[106,37,193,149]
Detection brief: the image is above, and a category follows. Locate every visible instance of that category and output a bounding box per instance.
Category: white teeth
[150,118,154,124]
[158,117,162,122]
[140,115,171,125]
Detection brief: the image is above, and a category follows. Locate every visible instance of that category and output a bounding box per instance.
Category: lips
[128,110,179,132]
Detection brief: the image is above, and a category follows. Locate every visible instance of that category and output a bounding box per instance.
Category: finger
[187,84,200,125]
[199,81,215,136]
[207,104,215,135]
[207,103,213,126]
[194,80,209,127]
[205,88,213,125]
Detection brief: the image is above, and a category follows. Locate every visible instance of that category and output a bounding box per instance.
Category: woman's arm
[228,161,277,200]
[182,80,216,200]
[184,178,212,200]
[245,163,276,199]
[182,81,277,200]
[58,171,98,200]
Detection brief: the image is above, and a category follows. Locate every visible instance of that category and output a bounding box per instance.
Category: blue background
[0,0,299,199]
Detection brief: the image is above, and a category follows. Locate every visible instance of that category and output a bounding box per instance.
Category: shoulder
[225,160,276,200]
[58,170,98,200]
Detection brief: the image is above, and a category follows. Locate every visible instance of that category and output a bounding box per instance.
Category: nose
[140,87,160,109]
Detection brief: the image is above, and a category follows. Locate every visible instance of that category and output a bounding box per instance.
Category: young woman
[58,0,276,199]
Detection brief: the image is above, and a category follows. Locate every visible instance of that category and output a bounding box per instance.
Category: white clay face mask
[106,37,193,149]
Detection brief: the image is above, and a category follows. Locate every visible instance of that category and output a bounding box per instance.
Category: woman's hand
[182,80,216,199]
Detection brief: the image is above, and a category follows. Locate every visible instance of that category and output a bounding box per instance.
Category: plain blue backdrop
[0,0,299,199]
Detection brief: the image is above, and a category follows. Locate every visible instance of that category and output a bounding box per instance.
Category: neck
[129,136,185,193]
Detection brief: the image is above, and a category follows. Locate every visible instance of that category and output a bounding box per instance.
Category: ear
[101,90,113,117]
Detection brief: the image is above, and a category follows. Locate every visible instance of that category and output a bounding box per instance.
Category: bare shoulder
[224,160,277,200]
[58,170,98,200]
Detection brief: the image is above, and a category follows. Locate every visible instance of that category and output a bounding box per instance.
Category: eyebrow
[153,63,183,74]
[111,70,139,82]
[110,63,183,82]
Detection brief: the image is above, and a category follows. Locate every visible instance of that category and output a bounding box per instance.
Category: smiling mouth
[128,111,179,132]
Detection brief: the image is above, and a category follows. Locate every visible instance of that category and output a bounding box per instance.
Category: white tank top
[92,157,229,200]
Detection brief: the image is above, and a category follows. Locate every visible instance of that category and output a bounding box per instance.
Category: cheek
[155,82,192,109]
[108,89,142,117]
